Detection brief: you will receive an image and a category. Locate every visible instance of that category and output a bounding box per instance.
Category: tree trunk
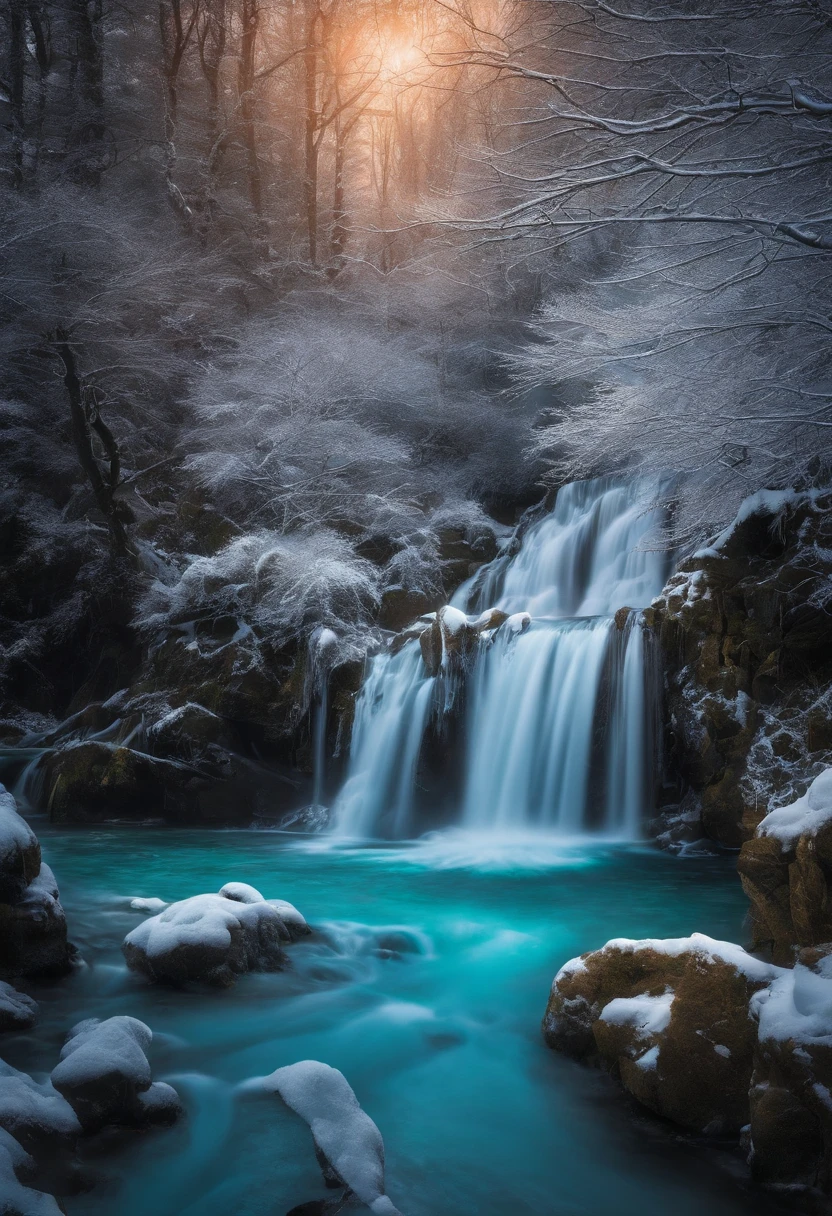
[238,0,265,231]
[26,2,52,175]
[9,0,25,187]
[67,0,107,183]
[304,3,320,264]
[159,0,196,230]
[53,329,132,560]
[197,0,228,241]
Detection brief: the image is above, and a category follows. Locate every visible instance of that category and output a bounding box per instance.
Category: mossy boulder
[543,934,778,1134]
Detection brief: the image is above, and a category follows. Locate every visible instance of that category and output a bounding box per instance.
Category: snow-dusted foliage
[138,528,381,648]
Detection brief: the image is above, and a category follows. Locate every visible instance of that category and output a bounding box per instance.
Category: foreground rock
[249,1059,404,1216]
[122,883,309,986]
[0,787,70,980]
[739,768,832,963]
[51,1016,181,1133]
[544,931,832,1198]
[0,1012,180,1211]
[544,932,779,1134]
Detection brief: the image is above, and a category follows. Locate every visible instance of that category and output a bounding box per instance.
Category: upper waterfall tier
[464,477,669,618]
[332,477,670,840]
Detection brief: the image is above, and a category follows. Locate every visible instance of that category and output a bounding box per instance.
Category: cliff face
[649,489,832,850]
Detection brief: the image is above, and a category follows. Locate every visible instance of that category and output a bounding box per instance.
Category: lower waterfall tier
[334,612,656,840]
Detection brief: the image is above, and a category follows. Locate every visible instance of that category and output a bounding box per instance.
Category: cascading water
[333,477,671,840]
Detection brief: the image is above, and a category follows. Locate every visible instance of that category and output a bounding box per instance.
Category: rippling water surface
[6,827,789,1216]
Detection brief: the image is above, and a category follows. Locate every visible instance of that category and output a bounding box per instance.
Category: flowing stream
[335,478,670,840]
[8,825,785,1216]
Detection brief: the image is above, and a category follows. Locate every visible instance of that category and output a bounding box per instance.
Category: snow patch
[599,991,674,1038]
[758,768,832,847]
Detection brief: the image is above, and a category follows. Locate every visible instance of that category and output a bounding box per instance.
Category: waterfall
[333,477,669,840]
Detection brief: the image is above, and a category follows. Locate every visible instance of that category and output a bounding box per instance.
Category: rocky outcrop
[388,604,517,678]
[0,787,70,980]
[738,768,832,963]
[543,934,779,1134]
[122,883,308,986]
[544,932,832,1197]
[651,489,832,849]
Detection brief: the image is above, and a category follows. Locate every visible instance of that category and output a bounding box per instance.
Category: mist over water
[335,477,671,840]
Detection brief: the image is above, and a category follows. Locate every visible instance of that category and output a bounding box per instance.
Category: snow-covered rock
[545,929,832,1195]
[128,896,168,915]
[758,767,832,846]
[121,884,304,985]
[0,1127,63,1216]
[255,1060,404,1215]
[51,1016,181,1133]
[544,933,780,1134]
[747,948,832,1188]
[0,787,70,980]
[0,983,37,1034]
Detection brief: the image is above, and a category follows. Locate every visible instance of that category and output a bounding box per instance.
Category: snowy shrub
[138,529,380,646]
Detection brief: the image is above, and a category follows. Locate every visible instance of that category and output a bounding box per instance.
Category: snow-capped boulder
[543,933,780,1134]
[51,1016,181,1133]
[0,1127,63,1216]
[0,788,70,980]
[739,768,832,963]
[0,983,37,1034]
[255,1060,404,1215]
[121,884,302,985]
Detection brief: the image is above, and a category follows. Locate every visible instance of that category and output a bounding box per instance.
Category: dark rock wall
[650,492,832,849]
